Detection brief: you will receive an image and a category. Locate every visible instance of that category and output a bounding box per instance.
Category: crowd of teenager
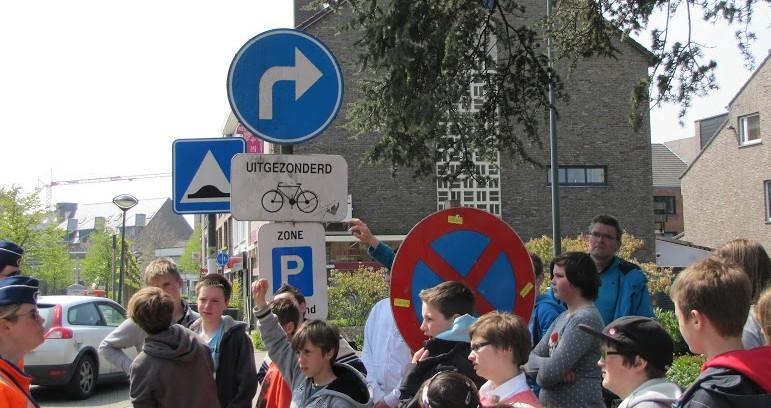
[0,211,769,407]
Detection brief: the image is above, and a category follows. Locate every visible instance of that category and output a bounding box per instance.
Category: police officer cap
[0,276,51,307]
[0,240,24,267]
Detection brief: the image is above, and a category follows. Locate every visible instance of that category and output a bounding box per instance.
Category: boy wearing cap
[670,256,771,407]
[579,316,681,408]
[0,240,24,278]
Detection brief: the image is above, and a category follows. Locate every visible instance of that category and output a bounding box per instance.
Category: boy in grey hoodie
[579,316,681,408]
[252,279,373,408]
[128,287,220,408]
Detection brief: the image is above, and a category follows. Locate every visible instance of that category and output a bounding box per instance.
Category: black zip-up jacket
[677,347,771,408]
[190,316,258,408]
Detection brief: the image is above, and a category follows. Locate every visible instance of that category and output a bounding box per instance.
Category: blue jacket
[529,287,566,346]
[595,257,653,324]
[368,242,396,269]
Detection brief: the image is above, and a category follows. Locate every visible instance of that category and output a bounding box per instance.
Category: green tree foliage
[328,266,390,327]
[319,0,765,178]
[0,185,72,294]
[80,230,114,289]
[654,307,689,355]
[180,223,202,274]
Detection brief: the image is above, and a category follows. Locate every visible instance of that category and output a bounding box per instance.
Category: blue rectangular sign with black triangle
[172,137,246,214]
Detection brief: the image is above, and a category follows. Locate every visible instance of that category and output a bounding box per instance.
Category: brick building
[292,1,656,261]
[651,144,687,236]
[210,2,659,271]
[681,52,771,249]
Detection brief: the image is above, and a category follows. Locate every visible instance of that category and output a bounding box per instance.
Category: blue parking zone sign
[272,246,313,296]
[172,137,245,214]
[258,222,327,319]
[227,29,343,144]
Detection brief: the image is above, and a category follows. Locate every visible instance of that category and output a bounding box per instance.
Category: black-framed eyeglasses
[601,350,623,360]
[590,231,617,241]
[470,341,491,353]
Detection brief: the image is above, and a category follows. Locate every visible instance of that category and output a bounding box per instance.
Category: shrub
[251,330,265,351]
[328,265,389,327]
[667,354,705,389]
[654,307,689,355]
[526,233,673,297]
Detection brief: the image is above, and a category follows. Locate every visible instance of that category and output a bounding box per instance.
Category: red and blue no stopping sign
[390,208,536,351]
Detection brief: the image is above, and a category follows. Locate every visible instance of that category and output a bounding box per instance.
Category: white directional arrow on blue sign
[228,29,343,145]
[259,48,323,120]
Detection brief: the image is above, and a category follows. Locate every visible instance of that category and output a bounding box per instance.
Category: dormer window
[738,113,760,146]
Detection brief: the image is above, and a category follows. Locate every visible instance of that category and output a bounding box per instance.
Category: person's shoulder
[617,258,643,274]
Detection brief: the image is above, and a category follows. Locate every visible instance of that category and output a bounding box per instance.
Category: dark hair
[419,371,480,408]
[603,340,667,379]
[195,274,232,302]
[276,283,306,305]
[290,319,339,362]
[550,252,600,300]
[128,287,173,335]
[419,281,475,319]
[529,252,544,278]
[469,311,531,366]
[271,297,300,329]
[590,214,623,244]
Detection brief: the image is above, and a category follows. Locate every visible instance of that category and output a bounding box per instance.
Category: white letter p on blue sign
[272,246,314,296]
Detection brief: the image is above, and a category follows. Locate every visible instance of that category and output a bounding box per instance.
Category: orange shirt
[256,362,292,408]
[0,357,37,408]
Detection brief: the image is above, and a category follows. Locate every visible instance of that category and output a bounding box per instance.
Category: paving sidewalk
[36,351,268,408]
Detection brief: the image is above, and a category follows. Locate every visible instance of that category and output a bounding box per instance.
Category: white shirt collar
[479,372,529,400]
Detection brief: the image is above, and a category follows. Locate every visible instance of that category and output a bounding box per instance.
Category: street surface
[35,351,267,408]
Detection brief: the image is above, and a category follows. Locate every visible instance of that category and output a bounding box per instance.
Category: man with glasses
[0,240,24,278]
[587,215,653,325]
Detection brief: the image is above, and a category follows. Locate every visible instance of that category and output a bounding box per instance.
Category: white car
[24,295,137,399]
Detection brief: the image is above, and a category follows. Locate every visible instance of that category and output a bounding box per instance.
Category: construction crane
[39,172,172,208]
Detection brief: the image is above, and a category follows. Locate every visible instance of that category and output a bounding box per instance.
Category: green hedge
[654,307,690,356]
[667,354,705,388]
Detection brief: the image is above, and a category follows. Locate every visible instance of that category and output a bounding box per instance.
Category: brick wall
[682,56,771,249]
[294,0,656,260]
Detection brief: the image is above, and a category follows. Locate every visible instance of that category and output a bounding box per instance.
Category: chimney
[55,202,77,223]
[66,218,78,233]
[135,214,146,228]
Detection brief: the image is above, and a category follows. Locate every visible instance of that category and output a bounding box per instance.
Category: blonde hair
[756,287,771,343]
[714,239,771,303]
[142,257,182,285]
[0,304,22,323]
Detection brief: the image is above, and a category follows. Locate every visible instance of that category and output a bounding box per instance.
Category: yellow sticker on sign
[393,298,411,308]
[447,215,463,225]
[520,282,534,297]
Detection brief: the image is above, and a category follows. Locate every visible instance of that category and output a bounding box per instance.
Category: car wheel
[67,355,96,399]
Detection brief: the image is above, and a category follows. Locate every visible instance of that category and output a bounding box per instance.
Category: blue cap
[0,240,23,267]
[0,276,51,307]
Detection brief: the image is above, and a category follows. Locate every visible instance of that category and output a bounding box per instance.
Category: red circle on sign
[390,208,536,352]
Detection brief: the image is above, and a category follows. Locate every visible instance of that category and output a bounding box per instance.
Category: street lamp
[113,194,138,305]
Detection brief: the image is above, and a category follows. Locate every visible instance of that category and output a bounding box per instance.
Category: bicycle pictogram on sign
[261,182,319,213]
[390,208,536,352]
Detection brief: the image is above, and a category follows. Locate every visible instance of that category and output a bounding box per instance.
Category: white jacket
[361,298,412,407]
[618,378,682,408]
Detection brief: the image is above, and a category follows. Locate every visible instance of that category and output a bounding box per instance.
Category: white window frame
[765,180,771,223]
[738,113,761,146]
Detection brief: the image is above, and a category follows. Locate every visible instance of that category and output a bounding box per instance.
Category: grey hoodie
[129,324,220,408]
[256,307,373,408]
[618,378,682,408]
